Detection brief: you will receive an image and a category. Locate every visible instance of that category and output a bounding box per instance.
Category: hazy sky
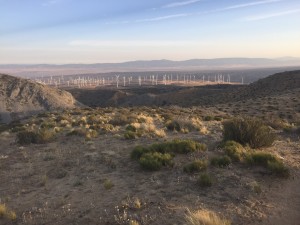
[0,0,300,64]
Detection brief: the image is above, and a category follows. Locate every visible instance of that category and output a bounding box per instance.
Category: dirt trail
[265,169,300,225]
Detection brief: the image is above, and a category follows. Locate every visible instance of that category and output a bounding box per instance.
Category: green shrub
[139,152,173,171]
[184,160,208,173]
[164,139,207,154]
[134,139,206,156]
[267,160,290,178]
[131,146,150,160]
[124,131,136,140]
[103,179,114,190]
[211,156,231,167]
[197,173,213,187]
[223,117,276,148]
[126,124,137,132]
[132,140,206,170]
[214,116,223,121]
[223,141,245,162]
[246,151,289,177]
[246,152,277,165]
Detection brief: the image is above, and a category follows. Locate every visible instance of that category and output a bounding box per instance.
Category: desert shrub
[161,113,173,121]
[214,116,223,121]
[85,129,98,140]
[267,160,290,177]
[126,124,137,132]
[185,208,231,225]
[38,129,56,143]
[132,140,205,159]
[17,129,55,145]
[197,173,213,187]
[100,124,116,133]
[17,131,38,144]
[203,115,214,121]
[132,140,206,170]
[246,151,289,177]
[184,160,208,173]
[0,204,16,221]
[246,151,277,165]
[151,139,206,154]
[67,128,87,137]
[223,117,276,148]
[103,179,114,190]
[166,117,202,132]
[211,156,231,167]
[129,220,140,225]
[169,139,207,153]
[139,152,173,171]
[54,115,70,122]
[124,131,136,140]
[166,120,181,131]
[109,113,136,126]
[223,141,246,162]
[131,146,150,160]
[137,114,153,124]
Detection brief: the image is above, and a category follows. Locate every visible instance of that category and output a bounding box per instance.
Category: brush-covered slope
[239,70,300,98]
[0,74,82,123]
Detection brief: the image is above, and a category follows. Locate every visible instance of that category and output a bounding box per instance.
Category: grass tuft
[0,204,17,221]
[197,173,213,187]
[211,156,231,168]
[185,208,231,225]
[184,160,208,173]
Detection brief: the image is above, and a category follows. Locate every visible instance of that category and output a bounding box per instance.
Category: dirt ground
[0,114,299,225]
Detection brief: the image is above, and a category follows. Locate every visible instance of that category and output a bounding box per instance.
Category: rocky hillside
[0,74,82,123]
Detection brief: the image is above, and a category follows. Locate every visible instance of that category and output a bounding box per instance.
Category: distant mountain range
[1,57,300,77]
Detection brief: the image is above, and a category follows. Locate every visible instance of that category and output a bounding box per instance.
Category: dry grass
[0,204,17,221]
[185,208,231,225]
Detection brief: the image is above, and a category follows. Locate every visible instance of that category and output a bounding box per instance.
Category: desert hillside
[0,74,82,123]
[68,71,300,122]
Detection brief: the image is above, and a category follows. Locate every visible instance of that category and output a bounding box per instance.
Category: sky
[0,0,300,64]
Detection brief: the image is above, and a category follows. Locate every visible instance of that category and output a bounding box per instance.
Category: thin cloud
[198,0,282,15]
[135,14,188,23]
[245,9,300,21]
[69,40,197,47]
[42,0,62,6]
[163,0,201,8]
[222,0,282,10]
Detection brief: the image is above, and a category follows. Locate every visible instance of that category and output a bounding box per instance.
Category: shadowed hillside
[68,70,300,108]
